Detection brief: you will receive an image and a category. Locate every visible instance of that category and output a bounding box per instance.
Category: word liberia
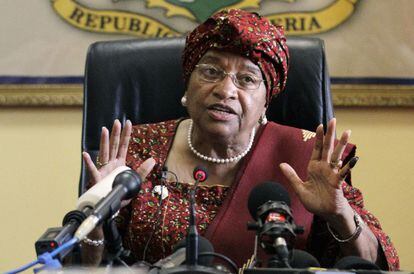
[51,0,359,37]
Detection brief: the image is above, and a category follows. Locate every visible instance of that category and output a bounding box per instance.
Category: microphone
[290,249,320,268]
[243,250,321,274]
[151,166,235,274]
[193,166,208,183]
[247,181,304,268]
[186,165,209,266]
[76,166,131,210]
[152,236,214,269]
[334,256,381,271]
[35,209,89,261]
[74,168,142,241]
[34,166,130,260]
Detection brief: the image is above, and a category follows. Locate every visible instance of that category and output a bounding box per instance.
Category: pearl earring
[259,114,268,125]
[181,96,187,106]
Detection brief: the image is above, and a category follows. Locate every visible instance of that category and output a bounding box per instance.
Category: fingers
[338,156,359,179]
[311,118,352,171]
[330,129,351,168]
[109,120,122,160]
[117,120,132,160]
[321,118,336,162]
[103,119,132,162]
[310,124,324,161]
[279,163,304,194]
[99,126,109,165]
[82,151,101,184]
[137,158,156,179]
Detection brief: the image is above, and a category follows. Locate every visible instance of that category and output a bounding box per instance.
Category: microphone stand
[157,167,225,274]
[186,179,199,266]
[102,216,131,267]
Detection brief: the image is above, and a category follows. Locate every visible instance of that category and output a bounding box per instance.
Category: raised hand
[279,118,357,219]
[82,119,156,187]
[82,119,131,186]
[80,120,156,266]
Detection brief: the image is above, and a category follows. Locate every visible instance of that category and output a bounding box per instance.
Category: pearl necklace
[187,120,256,164]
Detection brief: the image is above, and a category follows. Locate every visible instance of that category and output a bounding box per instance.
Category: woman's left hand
[279,118,357,220]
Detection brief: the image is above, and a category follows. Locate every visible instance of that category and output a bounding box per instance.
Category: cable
[282,258,292,268]
[142,186,166,261]
[165,170,179,183]
[5,259,40,274]
[142,167,170,261]
[5,237,78,274]
[117,258,135,273]
[104,258,134,274]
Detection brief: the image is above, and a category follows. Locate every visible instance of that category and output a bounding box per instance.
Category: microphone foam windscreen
[113,169,142,199]
[173,236,214,266]
[290,249,320,268]
[248,181,291,219]
[334,256,381,270]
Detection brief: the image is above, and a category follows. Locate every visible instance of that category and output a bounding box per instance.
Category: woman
[81,9,398,270]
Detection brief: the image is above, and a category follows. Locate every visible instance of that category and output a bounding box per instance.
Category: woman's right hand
[83,119,156,189]
[82,119,133,186]
[80,120,155,266]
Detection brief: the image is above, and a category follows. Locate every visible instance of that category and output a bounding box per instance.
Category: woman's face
[185,50,267,140]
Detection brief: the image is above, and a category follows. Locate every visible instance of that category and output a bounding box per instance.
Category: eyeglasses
[195,64,264,90]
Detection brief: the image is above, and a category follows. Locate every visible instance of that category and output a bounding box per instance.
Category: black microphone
[334,256,381,271]
[152,236,214,269]
[35,167,134,262]
[75,169,142,241]
[290,249,320,268]
[247,181,304,268]
[243,250,321,274]
[186,166,209,266]
[35,208,90,261]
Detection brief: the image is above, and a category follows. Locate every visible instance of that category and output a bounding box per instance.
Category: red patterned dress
[117,119,399,270]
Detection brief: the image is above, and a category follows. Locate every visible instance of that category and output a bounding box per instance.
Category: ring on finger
[330,159,342,169]
[96,156,109,168]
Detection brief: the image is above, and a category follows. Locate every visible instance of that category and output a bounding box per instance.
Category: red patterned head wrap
[182,9,289,105]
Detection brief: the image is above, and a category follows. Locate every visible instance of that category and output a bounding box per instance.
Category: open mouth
[207,104,236,115]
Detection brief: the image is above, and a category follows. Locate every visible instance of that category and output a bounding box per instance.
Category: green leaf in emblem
[165,0,242,22]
